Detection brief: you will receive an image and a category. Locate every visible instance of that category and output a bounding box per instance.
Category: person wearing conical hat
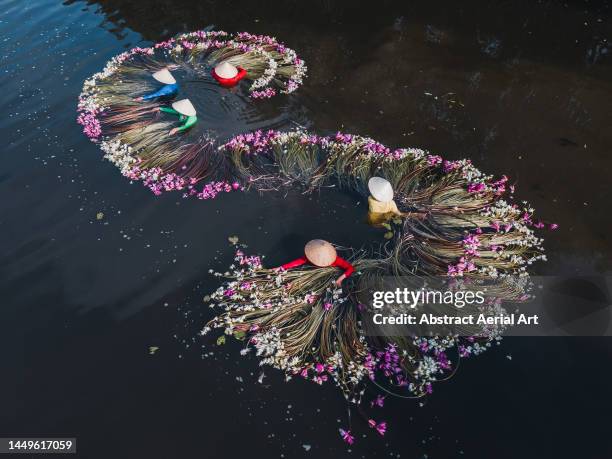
[367,176,405,227]
[152,98,197,135]
[136,68,179,101]
[211,61,247,88]
[367,177,427,226]
[277,239,354,286]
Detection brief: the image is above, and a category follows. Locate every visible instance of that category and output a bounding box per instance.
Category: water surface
[1,0,611,457]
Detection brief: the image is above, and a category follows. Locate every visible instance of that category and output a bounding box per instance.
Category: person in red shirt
[276,239,354,286]
[211,61,247,88]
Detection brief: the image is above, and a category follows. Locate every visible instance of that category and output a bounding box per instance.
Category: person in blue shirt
[135,68,179,101]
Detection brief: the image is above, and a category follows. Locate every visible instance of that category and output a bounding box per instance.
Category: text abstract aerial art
[77,30,556,443]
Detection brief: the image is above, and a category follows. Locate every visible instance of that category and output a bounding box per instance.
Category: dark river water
[1,0,611,457]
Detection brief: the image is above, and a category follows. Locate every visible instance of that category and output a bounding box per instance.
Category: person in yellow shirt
[367,176,427,226]
[367,176,403,227]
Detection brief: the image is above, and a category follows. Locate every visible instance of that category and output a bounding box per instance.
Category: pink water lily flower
[370,395,385,408]
[305,293,317,304]
[467,182,486,193]
[339,428,354,445]
[368,419,387,436]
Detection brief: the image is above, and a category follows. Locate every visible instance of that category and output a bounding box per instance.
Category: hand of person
[134,96,144,101]
[167,64,179,70]
[335,274,347,286]
[169,127,179,136]
[151,106,161,113]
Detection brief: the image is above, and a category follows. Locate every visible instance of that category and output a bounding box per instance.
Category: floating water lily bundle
[202,130,555,441]
[76,30,306,198]
[220,130,552,279]
[203,247,523,442]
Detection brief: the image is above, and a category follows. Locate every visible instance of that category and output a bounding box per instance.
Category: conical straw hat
[368,176,394,202]
[171,99,196,117]
[304,239,337,267]
[214,61,238,79]
[152,68,176,85]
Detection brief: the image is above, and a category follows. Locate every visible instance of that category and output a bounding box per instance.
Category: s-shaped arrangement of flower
[77,30,556,444]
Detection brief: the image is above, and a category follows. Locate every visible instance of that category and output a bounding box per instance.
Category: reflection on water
[1,0,611,457]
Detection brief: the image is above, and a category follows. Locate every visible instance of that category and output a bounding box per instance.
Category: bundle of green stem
[204,246,518,402]
[222,131,546,282]
[205,252,394,399]
[206,131,547,400]
[78,30,307,195]
[319,137,546,281]
[167,30,306,95]
[94,55,163,106]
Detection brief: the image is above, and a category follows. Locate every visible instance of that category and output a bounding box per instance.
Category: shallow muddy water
[1,0,611,457]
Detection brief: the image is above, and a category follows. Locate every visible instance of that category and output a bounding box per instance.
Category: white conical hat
[368,177,394,202]
[304,239,337,267]
[214,61,238,79]
[172,99,196,117]
[152,68,176,85]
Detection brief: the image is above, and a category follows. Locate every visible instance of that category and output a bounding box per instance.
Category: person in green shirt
[152,98,197,135]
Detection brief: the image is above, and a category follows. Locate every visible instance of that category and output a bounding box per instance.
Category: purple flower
[447,257,477,277]
[363,140,391,157]
[334,132,354,144]
[339,428,354,445]
[490,175,509,195]
[223,130,280,153]
[462,233,481,257]
[370,395,385,408]
[77,111,101,140]
[467,182,486,193]
[251,88,277,99]
[368,419,387,436]
[130,46,154,55]
[285,79,299,93]
[194,180,242,200]
[427,155,443,166]
[154,39,175,49]
[442,160,461,173]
